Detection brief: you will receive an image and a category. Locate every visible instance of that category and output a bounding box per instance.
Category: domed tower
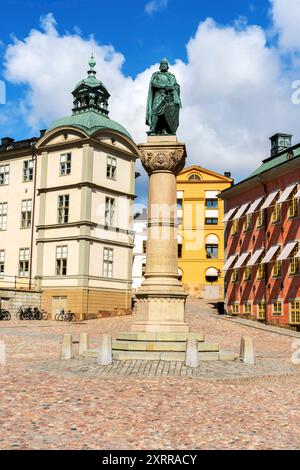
[34,57,139,319]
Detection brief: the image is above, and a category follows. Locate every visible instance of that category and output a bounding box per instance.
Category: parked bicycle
[17,306,46,320]
[0,308,11,321]
[55,308,76,322]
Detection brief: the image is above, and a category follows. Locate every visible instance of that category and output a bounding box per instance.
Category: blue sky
[1,0,300,197]
[0,0,271,79]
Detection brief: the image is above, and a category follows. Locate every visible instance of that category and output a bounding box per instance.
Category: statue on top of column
[146,59,181,136]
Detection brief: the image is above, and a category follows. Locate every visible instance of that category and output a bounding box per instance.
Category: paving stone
[0,299,299,450]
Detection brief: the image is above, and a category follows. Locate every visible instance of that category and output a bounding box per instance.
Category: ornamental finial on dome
[89,54,96,71]
[88,54,97,78]
[71,55,110,117]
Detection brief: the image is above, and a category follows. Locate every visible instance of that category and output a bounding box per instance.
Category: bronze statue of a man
[146,59,181,135]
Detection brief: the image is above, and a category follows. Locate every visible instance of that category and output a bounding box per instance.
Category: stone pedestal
[133,135,189,333]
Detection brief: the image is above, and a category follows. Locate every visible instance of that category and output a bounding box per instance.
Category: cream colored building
[0,57,139,318]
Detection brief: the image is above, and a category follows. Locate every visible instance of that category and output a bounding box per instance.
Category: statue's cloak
[146,71,181,127]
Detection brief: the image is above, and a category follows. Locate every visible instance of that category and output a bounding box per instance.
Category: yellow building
[176,165,233,299]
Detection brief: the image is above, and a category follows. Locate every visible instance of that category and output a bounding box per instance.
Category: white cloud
[271,0,300,50]
[2,10,300,184]
[145,0,168,16]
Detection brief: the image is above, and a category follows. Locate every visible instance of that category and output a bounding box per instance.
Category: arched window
[205,234,219,259]
[205,267,219,283]
[188,173,201,181]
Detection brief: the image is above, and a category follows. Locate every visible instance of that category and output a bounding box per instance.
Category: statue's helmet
[159,58,169,69]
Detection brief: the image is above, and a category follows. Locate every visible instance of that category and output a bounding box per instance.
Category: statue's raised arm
[146,59,181,136]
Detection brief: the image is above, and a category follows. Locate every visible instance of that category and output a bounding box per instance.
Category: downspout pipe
[257,176,268,325]
[29,138,38,290]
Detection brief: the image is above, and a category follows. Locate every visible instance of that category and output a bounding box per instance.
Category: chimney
[1,137,14,146]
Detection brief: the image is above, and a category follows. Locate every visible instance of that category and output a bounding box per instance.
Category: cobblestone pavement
[32,356,297,380]
[0,299,300,450]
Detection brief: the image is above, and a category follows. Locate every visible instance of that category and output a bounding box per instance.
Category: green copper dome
[46,55,132,139]
[47,110,132,138]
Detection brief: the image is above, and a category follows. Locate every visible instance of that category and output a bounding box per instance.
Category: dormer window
[188,173,200,181]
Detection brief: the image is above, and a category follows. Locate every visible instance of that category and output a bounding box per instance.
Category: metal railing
[0,274,38,290]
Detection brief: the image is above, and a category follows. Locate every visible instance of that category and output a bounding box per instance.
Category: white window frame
[106,156,117,180]
[23,159,34,182]
[105,197,115,226]
[21,199,32,229]
[0,164,10,186]
[0,202,8,231]
[58,194,70,224]
[59,153,72,176]
[103,247,113,278]
[56,245,68,276]
[19,248,29,278]
[0,250,5,278]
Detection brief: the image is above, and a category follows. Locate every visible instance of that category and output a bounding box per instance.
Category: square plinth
[132,295,189,333]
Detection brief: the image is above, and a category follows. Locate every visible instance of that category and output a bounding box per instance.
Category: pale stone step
[115,332,205,342]
[198,352,219,362]
[82,349,236,362]
[219,350,237,362]
[112,340,219,352]
[112,350,185,361]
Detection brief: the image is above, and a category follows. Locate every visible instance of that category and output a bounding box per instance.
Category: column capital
[138,137,186,176]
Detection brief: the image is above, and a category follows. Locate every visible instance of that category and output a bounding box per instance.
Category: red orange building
[220,133,300,329]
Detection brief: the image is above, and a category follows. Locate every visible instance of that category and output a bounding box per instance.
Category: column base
[132,293,189,333]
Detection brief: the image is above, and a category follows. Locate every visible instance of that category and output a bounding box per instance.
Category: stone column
[132,135,189,333]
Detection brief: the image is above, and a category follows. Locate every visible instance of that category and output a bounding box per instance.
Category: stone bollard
[60,334,74,360]
[97,334,112,366]
[79,332,89,355]
[240,336,255,365]
[185,339,198,368]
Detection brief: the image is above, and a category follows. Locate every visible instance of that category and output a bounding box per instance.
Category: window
[205,217,218,225]
[257,302,266,320]
[256,209,265,228]
[106,156,117,180]
[290,242,300,275]
[206,199,218,209]
[142,240,147,254]
[231,219,238,235]
[244,266,252,281]
[273,301,283,316]
[142,262,146,277]
[178,244,182,258]
[21,199,32,228]
[257,263,266,280]
[0,250,5,278]
[271,194,281,223]
[243,214,252,232]
[103,247,113,278]
[290,300,300,324]
[23,160,34,182]
[243,303,252,315]
[288,187,299,218]
[58,195,69,224]
[231,304,240,315]
[60,153,72,176]
[272,251,282,278]
[105,197,115,226]
[232,269,239,283]
[19,248,29,278]
[56,245,68,276]
[0,164,9,185]
[188,174,200,181]
[0,203,7,231]
[177,198,183,210]
[206,244,218,259]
